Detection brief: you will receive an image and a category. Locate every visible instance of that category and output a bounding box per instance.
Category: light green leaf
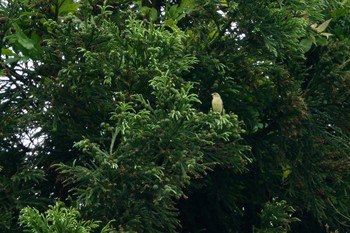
[141,6,150,16]
[58,0,79,16]
[186,29,193,37]
[168,4,179,19]
[14,24,35,50]
[179,0,193,11]
[313,19,332,33]
[164,19,179,30]
[150,8,158,22]
[320,32,333,38]
[219,0,228,7]
[310,23,318,29]
[300,38,313,52]
[282,168,291,179]
[209,29,218,40]
[1,48,16,56]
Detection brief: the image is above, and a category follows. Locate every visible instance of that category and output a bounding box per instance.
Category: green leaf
[168,4,179,19]
[141,6,150,16]
[300,38,313,52]
[179,0,193,11]
[320,32,333,38]
[186,29,193,37]
[313,19,332,33]
[164,19,175,27]
[4,57,20,64]
[219,0,228,7]
[58,0,79,16]
[14,24,35,50]
[282,165,292,181]
[1,48,16,56]
[209,29,218,40]
[316,36,328,46]
[150,8,158,22]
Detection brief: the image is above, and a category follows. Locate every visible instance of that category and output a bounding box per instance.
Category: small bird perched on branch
[211,92,224,114]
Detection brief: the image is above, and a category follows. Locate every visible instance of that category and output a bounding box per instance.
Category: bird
[211,92,224,114]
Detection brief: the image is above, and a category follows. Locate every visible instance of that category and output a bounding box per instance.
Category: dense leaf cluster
[1,0,350,232]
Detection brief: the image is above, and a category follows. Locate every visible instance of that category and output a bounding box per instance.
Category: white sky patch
[238,33,246,39]
[21,127,47,149]
[1,0,8,7]
[1,56,47,151]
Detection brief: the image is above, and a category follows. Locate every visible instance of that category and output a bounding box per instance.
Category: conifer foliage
[1,0,350,232]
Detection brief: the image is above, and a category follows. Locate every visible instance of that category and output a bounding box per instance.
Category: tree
[1,0,350,232]
[19,202,115,233]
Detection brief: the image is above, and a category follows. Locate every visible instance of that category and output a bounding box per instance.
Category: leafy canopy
[0,0,350,232]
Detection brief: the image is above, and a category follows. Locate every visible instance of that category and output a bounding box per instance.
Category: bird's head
[211,92,220,98]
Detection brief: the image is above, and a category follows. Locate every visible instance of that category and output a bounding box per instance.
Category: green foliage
[1,0,350,232]
[255,198,300,233]
[54,71,249,232]
[19,202,115,233]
